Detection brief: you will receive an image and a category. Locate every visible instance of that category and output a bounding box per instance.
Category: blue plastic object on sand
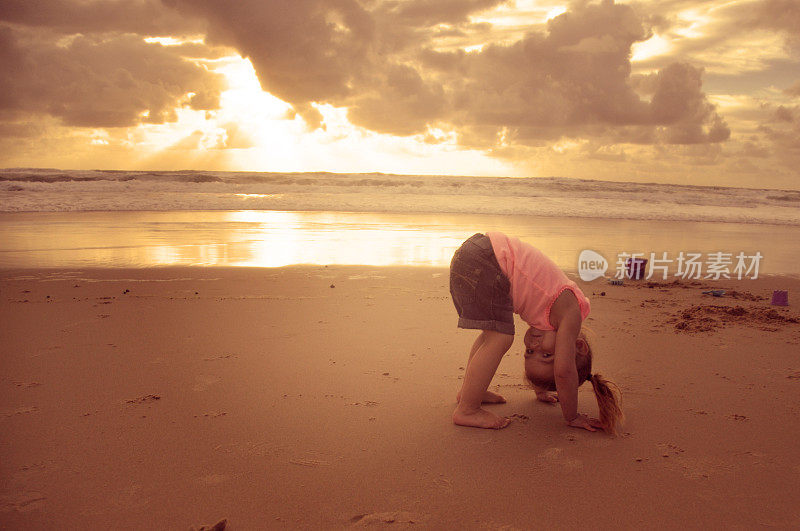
[702,289,726,297]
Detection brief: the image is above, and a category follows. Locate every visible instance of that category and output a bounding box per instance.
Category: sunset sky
[1,0,798,189]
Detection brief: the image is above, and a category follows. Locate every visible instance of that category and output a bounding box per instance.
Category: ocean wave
[1,168,799,226]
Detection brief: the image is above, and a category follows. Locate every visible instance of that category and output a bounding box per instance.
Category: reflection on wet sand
[0,210,796,275]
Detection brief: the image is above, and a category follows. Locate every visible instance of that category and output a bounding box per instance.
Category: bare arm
[550,290,600,431]
[552,311,581,422]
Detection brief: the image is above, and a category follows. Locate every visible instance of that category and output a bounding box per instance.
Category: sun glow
[144,36,205,46]
[673,8,714,40]
[472,0,566,26]
[631,34,672,63]
[551,138,583,154]
[121,52,517,176]
[545,6,567,20]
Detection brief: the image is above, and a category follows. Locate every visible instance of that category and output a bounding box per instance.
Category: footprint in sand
[12,381,42,389]
[656,442,723,480]
[350,511,426,527]
[346,400,379,407]
[289,457,331,467]
[534,447,582,470]
[193,375,222,391]
[1,406,39,418]
[125,394,161,404]
[195,411,227,419]
[0,492,47,513]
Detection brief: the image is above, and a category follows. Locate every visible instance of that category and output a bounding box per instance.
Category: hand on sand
[535,391,558,403]
[456,389,507,404]
[567,414,604,432]
[453,407,511,429]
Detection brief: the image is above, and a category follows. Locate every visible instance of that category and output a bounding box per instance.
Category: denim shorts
[449,233,514,335]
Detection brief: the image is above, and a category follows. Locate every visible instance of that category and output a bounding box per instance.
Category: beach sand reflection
[0,210,796,274]
[225,210,466,267]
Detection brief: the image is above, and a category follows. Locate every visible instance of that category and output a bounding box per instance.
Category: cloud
[0,119,44,138]
[9,0,799,187]
[0,1,225,128]
[785,81,800,98]
[165,0,375,112]
[438,3,727,146]
[382,0,508,26]
[162,0,727,149]
[626,0,800,78]
[167,123,255,150]
[163,0,507,135]
[750,0,800,37]
[347,63,447,135]
[0,0,203,36]
[649,62,731,143]
[0,0,729,147]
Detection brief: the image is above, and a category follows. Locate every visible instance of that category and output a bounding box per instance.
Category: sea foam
[1,168,799,226]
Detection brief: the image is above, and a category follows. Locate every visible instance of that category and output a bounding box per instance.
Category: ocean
[1,169,798,273]
[2,168,800,225]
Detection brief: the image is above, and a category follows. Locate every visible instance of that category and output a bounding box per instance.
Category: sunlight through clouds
[631,34,672,65]
[1,0,798,187]
[199,57,519,176]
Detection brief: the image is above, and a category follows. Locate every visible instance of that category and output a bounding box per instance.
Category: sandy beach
[2,265,800,528]
[4,0,800,526]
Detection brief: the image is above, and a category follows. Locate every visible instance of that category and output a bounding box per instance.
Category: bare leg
[456,331,506,404]
[453,330,514,429]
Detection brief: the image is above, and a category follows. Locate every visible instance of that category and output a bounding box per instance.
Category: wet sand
[1,210,797,274]
[2,266,800,528]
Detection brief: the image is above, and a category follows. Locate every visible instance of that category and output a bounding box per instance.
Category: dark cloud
[347,63,447,135]
[649,62,730,143]
[0,0,738,172]
[437,3,727,146]
[165,0,375,109]
[752,0,800,36]
[0,119,44,138]
[739,140,770,159]
[162,0,727,147]
[163,0,502,133]
[0,0,203,36]
[775,105,795,123]
[0,0,225,130]
[379,0,507,26]
[786,81,800,97]
[449,2,651,131]
[0,24,224,127]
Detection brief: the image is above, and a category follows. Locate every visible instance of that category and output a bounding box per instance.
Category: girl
[450,232,623,433]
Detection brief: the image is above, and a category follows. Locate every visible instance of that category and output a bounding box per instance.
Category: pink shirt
[487,232,590,330]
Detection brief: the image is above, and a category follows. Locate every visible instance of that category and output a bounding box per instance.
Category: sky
[0,0,798,190]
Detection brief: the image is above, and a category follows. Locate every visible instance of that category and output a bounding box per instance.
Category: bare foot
[456,389,507,404]
[452,407,511,429]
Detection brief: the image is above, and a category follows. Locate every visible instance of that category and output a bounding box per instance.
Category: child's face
[524,326,556,355]
[523,327,556,383]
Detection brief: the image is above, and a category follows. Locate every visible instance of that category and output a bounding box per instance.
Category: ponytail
[588,373,624,435]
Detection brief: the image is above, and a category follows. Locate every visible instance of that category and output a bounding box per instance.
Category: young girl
[450,232,623,433]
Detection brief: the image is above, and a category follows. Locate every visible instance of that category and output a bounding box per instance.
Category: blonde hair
[526,330,624,435]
